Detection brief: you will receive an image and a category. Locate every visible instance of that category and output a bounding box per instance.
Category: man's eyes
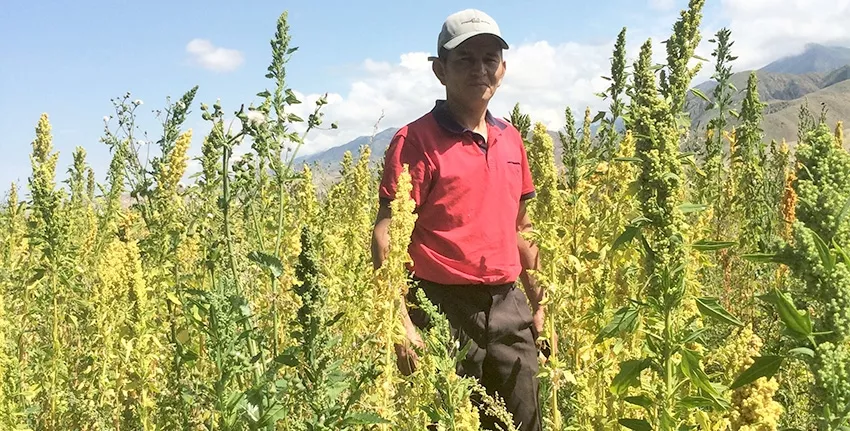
[457,56,499,63]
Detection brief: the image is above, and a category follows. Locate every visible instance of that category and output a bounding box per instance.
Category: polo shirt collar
[431,99,507,135]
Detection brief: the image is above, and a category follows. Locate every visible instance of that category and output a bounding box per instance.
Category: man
[370,8,545,431]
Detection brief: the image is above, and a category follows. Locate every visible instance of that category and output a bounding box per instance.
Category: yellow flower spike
[158,129,193,197]
[781,168,798,240]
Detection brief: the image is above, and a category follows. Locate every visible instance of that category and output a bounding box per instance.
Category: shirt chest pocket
[502,159,523,201]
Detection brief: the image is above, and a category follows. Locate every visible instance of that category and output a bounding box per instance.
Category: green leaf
[614,157,643,164]
[691,88,711,103]
[626,180,640,197]
[681,327,710,344]
[611,359,649,395]
[274,348,299,367]
[181,350,199,362]
[167,291,182,305]
[27,267,46,286]
[706,389,732,410]
[624,395,653,409]
[691,240,737,252]
[740,253,783,263]
[592,110,607,123]
[730,356,784,390]
[788,347,815,358]
[619,418,653,431]
[695,297,744,327]
[809,228,835,273]
[596,305,640,343]
[662,172,681,183]
[757,289,812,340]
[680,396,715,409]
[247,251,283,278]
[613,225,642,252]
[835,240,850,267]
[680,349,719,397]
[693,53,709,62]
[678,203,708,213]
[256,405,288,428]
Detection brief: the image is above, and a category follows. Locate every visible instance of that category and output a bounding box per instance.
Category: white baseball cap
[428,9,509,61]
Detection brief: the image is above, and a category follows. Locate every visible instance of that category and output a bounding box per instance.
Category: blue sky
[1,0,845,193]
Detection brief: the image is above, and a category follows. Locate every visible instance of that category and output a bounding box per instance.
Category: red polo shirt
[379,99,536,285]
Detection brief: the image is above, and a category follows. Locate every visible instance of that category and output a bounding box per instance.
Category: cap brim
[443,31,509,50]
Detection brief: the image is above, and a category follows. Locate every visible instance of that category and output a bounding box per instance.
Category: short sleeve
[519,140,536,201]
[378,129,433,208]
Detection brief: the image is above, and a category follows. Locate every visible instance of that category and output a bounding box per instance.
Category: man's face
[434,34,506,105]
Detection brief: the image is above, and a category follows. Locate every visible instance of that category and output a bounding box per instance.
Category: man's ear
[432,59,446,85]
[495,59,507,88]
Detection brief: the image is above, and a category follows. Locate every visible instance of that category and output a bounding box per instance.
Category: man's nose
[471,59,488,76]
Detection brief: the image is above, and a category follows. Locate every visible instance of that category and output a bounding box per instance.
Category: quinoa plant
[738,121,850,430]
[599,2,754,429]
[696,27,736,218]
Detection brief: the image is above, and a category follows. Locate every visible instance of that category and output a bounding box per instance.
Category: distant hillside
[687,67,850,131]
[822,64,850,88]
[296,127,399,169]
[759,79,850,144]
[761,43,850,74]
[686,43,850,147]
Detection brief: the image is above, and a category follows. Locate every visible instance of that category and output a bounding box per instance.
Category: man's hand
[532,303,544,338]
[516,200,551,360]
[531,304,552,361]
[372,199,428,375]
[395,323,425,375]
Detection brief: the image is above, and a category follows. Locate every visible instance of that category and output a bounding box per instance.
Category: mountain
[686,43,850,146]
[687,67,849,130]
[757,78,850,144]
[296,126,399,169]
[821,64,850,88]
[760,43,850,74]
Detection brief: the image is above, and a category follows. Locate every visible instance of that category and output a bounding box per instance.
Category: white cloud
[649,0,676,11]
[186,38,245,72]
[717,0,850,70]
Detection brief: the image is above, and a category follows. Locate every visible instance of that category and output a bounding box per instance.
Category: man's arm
[516,200,545,333]
[371,199,392,270]
[371,198,424,374]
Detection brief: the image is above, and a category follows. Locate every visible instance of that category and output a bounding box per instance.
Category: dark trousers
[406,278,543,431]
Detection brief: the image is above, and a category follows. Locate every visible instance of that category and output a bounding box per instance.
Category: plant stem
[222,143,240,296]
[51,274,58,430]
[663,304,674,431]
[273,178,285,257]
[221,135,266,424]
